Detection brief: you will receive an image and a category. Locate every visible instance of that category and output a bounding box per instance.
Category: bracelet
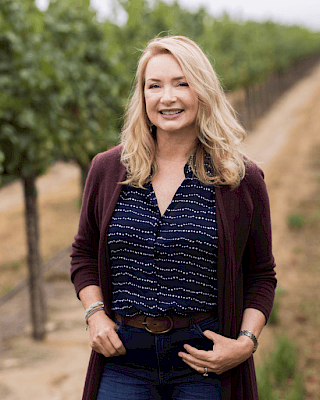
[85,301,104,316]
[85,307,105,330]
[238,330,258,353]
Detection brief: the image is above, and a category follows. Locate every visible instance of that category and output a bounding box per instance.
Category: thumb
[203,330,221,342]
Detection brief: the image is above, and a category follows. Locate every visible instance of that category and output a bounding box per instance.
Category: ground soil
[0,62,320,400]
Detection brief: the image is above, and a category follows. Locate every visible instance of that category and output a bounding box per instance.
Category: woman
[71,36,276,400]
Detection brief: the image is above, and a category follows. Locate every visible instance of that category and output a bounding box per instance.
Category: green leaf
[41,58,55,77]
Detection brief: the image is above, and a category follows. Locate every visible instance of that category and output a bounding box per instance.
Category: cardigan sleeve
[242,163,277,321]
[70,154,101,296]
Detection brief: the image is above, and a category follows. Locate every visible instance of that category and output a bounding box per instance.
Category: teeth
[160,110,183,115]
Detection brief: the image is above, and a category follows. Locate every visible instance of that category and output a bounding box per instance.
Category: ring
[203,367,208,377]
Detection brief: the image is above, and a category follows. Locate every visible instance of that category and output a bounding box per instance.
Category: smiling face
[144,53,199,140]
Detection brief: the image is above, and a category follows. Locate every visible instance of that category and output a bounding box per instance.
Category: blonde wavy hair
[120,35,247,188]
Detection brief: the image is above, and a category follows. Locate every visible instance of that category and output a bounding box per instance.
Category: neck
[155,133,198,163]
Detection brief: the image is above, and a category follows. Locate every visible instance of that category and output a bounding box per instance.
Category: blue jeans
[97,315,221,400]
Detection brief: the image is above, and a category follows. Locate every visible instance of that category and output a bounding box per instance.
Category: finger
[108,329,126,356]
[181,358,211,374]
[95,336,122,357]
[98,330,126,357]
[179,351,206,367]
[182,344,210,361]
[92,329,125,357]
[181,354,202,368]
[203,330,220,342]
[91,335,113,356]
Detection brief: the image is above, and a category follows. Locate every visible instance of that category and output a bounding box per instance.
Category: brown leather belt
[115,311,216,334]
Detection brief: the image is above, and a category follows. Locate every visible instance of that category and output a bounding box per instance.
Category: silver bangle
[238,330,258,353]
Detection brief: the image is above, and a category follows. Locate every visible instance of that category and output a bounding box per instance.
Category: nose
[161,85,177,104]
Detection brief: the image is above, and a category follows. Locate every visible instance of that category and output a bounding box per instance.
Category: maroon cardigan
[70,145,276,400]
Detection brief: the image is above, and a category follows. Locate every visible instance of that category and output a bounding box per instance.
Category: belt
[115,311,216,334]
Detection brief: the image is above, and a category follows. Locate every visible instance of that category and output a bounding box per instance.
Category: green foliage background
[1,0,320,181]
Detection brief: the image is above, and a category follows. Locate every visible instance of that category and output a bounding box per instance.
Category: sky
[36,0,320,31]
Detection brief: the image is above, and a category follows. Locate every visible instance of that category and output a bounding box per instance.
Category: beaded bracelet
[85,301,104,316]
[85,306,105,330]
[238,330,258,353]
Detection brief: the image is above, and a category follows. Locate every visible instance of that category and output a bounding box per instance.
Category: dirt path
[244,60,320,166]
[1,61,320,400]
[261,66,320,398]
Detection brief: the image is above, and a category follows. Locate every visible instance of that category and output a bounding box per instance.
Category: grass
[0,261,22,271]
[272,336,297,385]
[287,212,305,229]
[268,298,279,325]
[256,361,277,400]
[257,336,304,400]
[269,286,286,325]
[0,285,14,296]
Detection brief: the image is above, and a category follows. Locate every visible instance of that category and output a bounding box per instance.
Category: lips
[160,109,184,115]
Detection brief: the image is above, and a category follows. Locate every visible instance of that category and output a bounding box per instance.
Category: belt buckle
[142,315,174,334]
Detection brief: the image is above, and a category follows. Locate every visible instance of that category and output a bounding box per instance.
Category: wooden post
[23,176,46,341]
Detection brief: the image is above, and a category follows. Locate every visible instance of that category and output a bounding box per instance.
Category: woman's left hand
[178,330,254,375]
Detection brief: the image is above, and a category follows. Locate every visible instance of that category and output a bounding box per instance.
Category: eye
[148,83,160,89]
[178,82,189,87]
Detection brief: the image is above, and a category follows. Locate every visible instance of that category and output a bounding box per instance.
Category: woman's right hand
[87,311,126,357]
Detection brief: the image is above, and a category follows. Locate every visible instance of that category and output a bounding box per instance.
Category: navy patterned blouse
[107,163,218,316]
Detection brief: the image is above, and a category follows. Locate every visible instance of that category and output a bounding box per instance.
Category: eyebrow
[146,76,186,82]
